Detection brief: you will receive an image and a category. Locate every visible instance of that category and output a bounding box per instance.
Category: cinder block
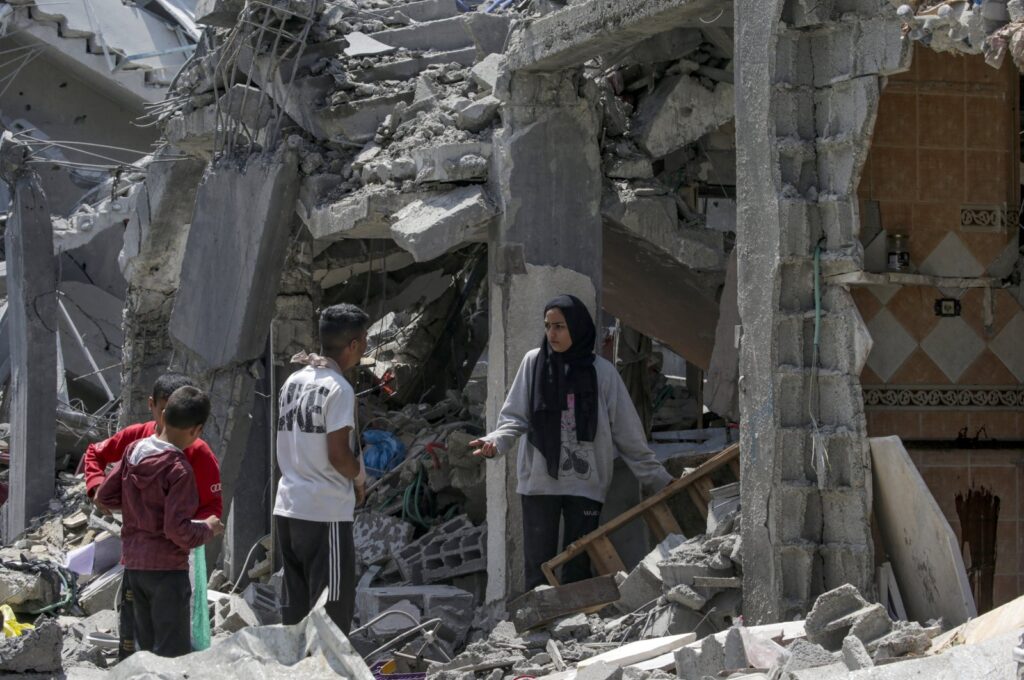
[780,544,817,609]
[778,485,822,543]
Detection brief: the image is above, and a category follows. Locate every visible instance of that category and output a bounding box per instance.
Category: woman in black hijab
[471,295,672,591]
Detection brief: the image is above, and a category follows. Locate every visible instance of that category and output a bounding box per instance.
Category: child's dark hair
[162,386,211,430]
[152,373,195,403]
[319,304,370,354]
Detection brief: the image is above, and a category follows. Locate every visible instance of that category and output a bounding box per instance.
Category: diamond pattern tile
[866,308,917,382]
[921,317,985,382]
[987,238,1021,278]
[990,312,1024,382]
[869,284,900,306]
[919,232,985,278]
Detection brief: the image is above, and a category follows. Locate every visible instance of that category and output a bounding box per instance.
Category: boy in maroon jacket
[96,386,224,658]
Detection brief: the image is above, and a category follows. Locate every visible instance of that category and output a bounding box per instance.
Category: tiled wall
[856,47,1023,611]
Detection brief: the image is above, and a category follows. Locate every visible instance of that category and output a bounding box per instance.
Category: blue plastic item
[362,430,406,477]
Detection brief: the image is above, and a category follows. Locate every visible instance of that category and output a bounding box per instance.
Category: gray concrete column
[485,68,603,602]
[735,0,907,622]
[1,138,57,540]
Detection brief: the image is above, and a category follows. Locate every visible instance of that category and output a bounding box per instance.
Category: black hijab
[528,295,599,479]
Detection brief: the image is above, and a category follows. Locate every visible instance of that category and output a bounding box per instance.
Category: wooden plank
[586,535,627,576]
[510,575,620,632]
[870,436,976,627]
[931,594,1024,653]
[686,486,708,516]
[541,444,739,578]
[642,503,682,541]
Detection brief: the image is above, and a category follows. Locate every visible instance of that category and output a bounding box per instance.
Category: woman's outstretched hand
[469,439,497,459]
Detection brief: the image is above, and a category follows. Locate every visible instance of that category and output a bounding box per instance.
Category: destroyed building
[0,0,1023,677]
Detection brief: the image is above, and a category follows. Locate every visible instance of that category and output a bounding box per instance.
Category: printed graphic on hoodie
[559,394,593,480]
[278,382,332,434]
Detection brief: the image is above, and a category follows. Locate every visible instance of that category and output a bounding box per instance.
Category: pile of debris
[898,0,1024,70]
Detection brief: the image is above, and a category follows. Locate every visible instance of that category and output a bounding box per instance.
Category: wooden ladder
[541,443,740,586]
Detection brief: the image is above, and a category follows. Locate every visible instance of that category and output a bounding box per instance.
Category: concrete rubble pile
[0,474,124,673]
[427,581,1015,680]
[898,0,1024,70]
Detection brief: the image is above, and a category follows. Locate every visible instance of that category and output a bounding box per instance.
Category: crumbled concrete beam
[351,47,477,83]
[52,184,141,255]
[238,47,412,143]
[633,76,734,158]
[298,185,435,242]
[390,185,496,262]
[170,147,300,367]
[374,16,477,52]
[1,136,57,540]
[510,575,620,633]
[410,142,491,184]
[195,0,244,27]
[505,0,728,72]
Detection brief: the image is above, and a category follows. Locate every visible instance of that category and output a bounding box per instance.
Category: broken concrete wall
[735,0,908,622]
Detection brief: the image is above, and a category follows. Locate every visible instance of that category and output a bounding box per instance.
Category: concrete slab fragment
[298,186,434,242]
[633,76,734,158]
[506,0,728,71]
[344,31,397,57]
[374,16,474,52]
[411,141,491,183]
[170,149,300,367]
[390,185,495,262]
[870,436,976,628]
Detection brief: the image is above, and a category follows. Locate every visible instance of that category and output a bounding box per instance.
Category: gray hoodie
[483,348,673,503]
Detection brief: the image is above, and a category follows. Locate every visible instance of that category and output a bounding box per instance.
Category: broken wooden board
[542,443,739,585]
[510,575,620,633]
[870,436,976,627]
[930,594,1024,653]
[580,633,696,669]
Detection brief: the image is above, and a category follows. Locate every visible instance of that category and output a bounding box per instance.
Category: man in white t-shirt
[273,303,369,633]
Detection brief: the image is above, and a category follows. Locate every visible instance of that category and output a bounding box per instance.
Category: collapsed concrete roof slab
[298,185,436,243]
[602,222,720,369]
[505,0,730,72]
[390,185,495,262]
[170,148,300,367]
[603,186,726,272]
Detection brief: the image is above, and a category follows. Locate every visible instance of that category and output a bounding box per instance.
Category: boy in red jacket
[96,386,224,658]
[81,373,222,520]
